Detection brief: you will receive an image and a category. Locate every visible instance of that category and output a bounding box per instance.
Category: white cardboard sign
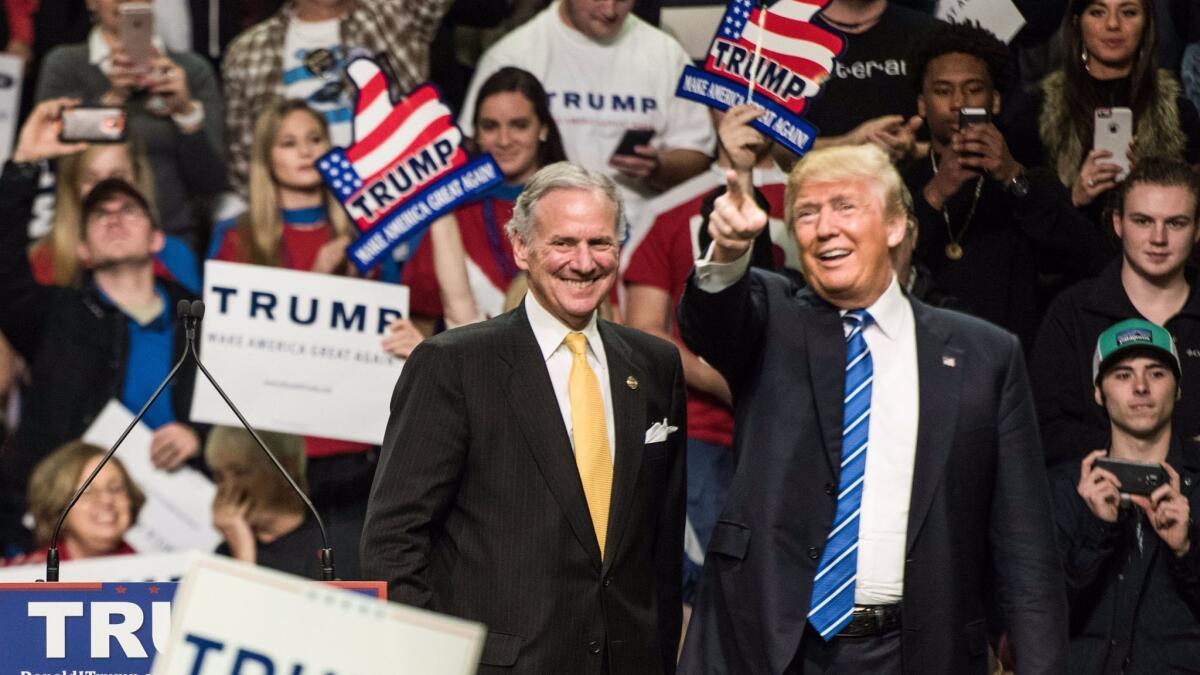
[152,554,484,675]
[190,261,407,444]
[937,0,1025,43]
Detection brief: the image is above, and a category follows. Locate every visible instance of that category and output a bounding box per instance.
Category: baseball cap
[80,178,156,230]
[1092,318,1182,384]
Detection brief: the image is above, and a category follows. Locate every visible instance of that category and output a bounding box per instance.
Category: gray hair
[505,161,627,243]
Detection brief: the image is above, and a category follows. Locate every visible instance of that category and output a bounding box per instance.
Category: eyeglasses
[77,483,131,503]
[85,203,148,227]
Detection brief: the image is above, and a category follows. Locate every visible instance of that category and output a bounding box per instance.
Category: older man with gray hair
[363,161,687,675]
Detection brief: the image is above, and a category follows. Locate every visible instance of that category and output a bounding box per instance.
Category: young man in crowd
[904,21,1109,350]
[1034,158,1200,465]
[1051,319,1200,671]
[0,99,202,548]
[459,0,714,224]
[623,104,795,607]
[221,0,453,194]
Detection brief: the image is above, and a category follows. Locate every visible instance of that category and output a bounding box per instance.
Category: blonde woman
[3,440,144,565]
[28,141,199,291]
[208,99,395,528]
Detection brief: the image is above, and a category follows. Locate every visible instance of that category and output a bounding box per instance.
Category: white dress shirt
[524,291,617,460]
[695,252,919,605]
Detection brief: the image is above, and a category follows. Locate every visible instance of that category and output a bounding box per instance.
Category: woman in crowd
[1005,0,1200,213]
[208,99,394,538]
[4,440,144,564]
[35,0,226,249]
[28,141,199,292]
[395,66,568,351]
[207,426,359,580]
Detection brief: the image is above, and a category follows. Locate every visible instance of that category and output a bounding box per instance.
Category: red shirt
[623,169,787,448]
[403,196,518,320]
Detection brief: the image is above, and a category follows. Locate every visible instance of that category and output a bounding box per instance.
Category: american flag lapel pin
[942,355,957,368]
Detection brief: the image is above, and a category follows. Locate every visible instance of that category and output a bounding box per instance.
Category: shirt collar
[843,274,907,340]
[524,290,605,363]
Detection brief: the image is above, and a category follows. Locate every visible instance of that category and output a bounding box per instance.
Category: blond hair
[204,426,308,511]
[26,440,145,547]
[40,141,158,286]
[785,144,908,230]
[239,100,353,267]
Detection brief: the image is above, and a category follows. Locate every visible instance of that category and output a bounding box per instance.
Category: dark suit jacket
[676,269,1067,674]
[361,304,686,675]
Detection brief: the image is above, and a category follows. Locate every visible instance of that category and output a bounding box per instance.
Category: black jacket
[1050,437,1200,673]
[1032,258,1200,465]
[903,162,1112,351]
[0,161,199,545]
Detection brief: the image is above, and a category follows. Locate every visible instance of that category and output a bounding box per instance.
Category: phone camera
[1146,473,1162,487]
[1109,123,1120,134]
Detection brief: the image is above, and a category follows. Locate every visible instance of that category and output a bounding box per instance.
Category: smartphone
[611,128,654,158]
[118,2,155,68]
[1094,107,1133,181]
[958,107,991,128]
[60,107,127,143]
[1095,456,1168,497]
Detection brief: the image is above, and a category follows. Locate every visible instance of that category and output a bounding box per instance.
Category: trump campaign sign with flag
[676,0,845,156]
[319,58,503,273]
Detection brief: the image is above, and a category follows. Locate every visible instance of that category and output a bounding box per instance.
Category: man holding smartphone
[1050,318,1200,672]
[903,21,1108,351]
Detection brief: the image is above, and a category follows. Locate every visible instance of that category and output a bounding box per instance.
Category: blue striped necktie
[808,309,874,641]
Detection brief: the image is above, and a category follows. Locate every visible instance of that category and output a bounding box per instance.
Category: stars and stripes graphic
[707,0,844,112]
[318,59,468,232]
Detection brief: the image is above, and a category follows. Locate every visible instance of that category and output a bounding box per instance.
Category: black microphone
[181,300,337,581]
[44,303,194,582]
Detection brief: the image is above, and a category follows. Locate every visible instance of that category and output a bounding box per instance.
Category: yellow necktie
[565,331,614,557]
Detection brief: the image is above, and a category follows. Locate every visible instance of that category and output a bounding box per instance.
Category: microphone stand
[181,300,336,580]
[45,300,336,582]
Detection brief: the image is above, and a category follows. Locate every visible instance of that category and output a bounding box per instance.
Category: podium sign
[153,554,483,674]
[0,580,385,671]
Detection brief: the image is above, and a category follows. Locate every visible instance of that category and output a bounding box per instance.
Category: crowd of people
[0,0,1199,672]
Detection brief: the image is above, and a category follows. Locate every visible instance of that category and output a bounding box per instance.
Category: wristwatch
[1004,171,1030,197]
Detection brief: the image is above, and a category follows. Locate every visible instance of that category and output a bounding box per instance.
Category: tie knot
[843,309,873,329]
[565,332,589,357]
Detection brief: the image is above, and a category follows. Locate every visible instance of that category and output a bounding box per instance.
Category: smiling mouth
[817,249,851,262]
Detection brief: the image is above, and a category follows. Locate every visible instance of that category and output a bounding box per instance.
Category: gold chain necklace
[931,152,983,260]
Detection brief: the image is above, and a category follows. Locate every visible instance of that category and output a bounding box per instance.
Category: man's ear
[917,94,927,120]
[77,241,92,268]
[990,92,1002,117]
[1094,384,1105,408]
[150,229,165,255]
[885,212,908,249]
[510,232,530,272]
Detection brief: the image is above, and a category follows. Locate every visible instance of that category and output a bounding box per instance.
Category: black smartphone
[958,107,990,128]
[60,107,127,143]
[611,128,654,158]
[1095,457,1169,497]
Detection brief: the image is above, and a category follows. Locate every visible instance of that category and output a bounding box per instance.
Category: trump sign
[318,58,502,273]
[675,0,845,156]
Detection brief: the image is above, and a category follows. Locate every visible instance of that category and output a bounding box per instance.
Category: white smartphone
[1094,107,1133,181]
[118,2,155,68]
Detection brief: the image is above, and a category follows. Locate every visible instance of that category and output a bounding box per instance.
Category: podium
[0,580,385,671]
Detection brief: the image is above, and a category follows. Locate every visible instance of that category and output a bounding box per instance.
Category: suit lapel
[598,321,646,573]
[501,306,603,568]
[905,301,962,553]
[805,300,849,475]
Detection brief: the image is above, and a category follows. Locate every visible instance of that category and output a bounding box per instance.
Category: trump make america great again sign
[319,58,502,272]
[676,0,845,156]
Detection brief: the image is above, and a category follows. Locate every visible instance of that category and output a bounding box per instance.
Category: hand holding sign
[709,169,768,263]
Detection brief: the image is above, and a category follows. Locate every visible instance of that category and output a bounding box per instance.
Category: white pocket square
[644,418,679,444]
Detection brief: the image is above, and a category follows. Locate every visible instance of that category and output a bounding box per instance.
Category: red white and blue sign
[318,58,503,273]
[675,0,845,156]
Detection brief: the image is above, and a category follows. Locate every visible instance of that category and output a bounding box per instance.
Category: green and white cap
[1092,318,1182,384]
